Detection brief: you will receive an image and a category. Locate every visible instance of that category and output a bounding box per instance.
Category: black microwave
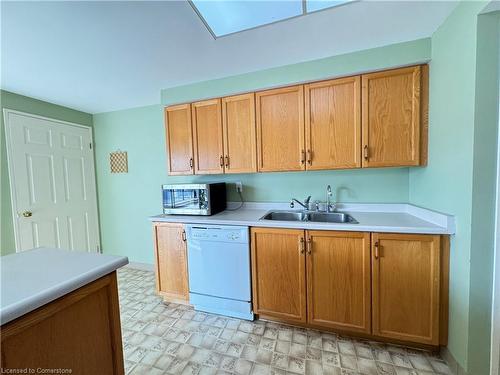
[162,183,226,215]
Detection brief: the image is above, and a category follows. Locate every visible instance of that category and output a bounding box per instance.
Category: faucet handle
[305,195,311,204]
[314,200,321,212]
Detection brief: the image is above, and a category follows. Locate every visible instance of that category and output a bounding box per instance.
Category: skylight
[190,0,354,38]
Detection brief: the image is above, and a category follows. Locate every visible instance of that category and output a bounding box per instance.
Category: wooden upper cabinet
[306,231,371,333]
[250,227,307,323]
[305,76,361,169]
[372,233,440,345]
[165,104,194,175]
[222,93,257,174]
[362,65,427,167]
[256,86,305,172]
[192,99,224,174]
[153,223,189,303]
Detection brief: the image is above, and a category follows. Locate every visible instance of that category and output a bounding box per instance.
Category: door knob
[22,211,33,218]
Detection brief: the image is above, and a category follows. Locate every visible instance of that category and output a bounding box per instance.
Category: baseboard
[125,262,154,271]
[441,347,468,375]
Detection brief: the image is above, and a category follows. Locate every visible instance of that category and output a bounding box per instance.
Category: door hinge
[89,142,93,149]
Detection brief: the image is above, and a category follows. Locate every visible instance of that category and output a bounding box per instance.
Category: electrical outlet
[235,182,243,193]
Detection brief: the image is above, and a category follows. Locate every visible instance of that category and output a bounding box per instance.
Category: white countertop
[0,247,128,325]
[149,202,455,235]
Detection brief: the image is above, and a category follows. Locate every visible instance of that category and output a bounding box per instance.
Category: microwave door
[174,189,200,209]
[163,189,174,209]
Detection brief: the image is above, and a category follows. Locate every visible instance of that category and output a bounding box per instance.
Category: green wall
[95,39,433,264]
[468,10,499,375]
[0,90,93,255]
[409,2,498,373]
[161,38,430,105]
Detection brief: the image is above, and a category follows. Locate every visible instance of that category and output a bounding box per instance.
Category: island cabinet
[192,98,224,174]
[165,103,194,175]
[250,227,448,347]
[1,272,125,375]
[153,222,189,304]
[256,85,305,172]
[361,65,428,167]
[304,76,361,169]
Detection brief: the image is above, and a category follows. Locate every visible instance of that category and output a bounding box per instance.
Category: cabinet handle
[374,241,379,259]
[306,237,312,255]
[220,156,224,167]
[225,155,230,168]
[299,237,305,254]
[189,157,193,169]
[182,230,187,242]
[300,150,306,164]
[363,145,369,161]
[307,150,312,165]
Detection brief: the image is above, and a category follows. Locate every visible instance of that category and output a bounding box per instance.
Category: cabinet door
[153,223,189,302]
[372,233,440,345]
[306,231,371,333]
[222,93,257,173]
[192,99,224,174]
[256,86,305,172]
[165,104,194,175]
[250,228,307,323]
[362,65,422,167]
[305,77,361,170]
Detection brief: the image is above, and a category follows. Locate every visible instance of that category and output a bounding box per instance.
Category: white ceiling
[1,1,458,114]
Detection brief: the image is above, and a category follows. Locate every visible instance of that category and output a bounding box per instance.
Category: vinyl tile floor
[118,267,453,375]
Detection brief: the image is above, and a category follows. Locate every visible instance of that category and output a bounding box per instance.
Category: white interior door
[4,109,100,252]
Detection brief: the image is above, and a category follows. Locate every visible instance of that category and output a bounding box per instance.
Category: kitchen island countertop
[0,247,128,325]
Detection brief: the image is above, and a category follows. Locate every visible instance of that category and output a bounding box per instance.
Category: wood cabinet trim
[420,64,429,166]
[440,235,450,346]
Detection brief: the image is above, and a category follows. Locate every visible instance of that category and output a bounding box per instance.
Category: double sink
[261,210,358,224]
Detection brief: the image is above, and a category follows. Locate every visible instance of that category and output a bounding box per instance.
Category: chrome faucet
[290,195,311,210]
[326,185,335,213]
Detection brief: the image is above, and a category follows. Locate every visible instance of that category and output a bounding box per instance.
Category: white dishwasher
[186,224,254,320]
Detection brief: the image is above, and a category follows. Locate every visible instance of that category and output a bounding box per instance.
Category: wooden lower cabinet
[372,233,441,345]
[250,228,307,323]
[1,273,124,375]
[153,222,189,303]
[307,231,371,333]
[250,228,448,347]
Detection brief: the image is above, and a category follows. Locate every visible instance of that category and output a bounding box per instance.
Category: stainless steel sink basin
[261,211,308,221]
[260,211,358,224]
[307,212,358,223]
